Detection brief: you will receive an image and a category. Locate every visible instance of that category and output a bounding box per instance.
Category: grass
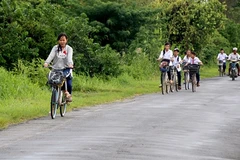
[0,65,219,129]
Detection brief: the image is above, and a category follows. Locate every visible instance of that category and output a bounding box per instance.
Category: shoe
[65,92,72,102]
[178,86,181,90]
[197,82,200,87]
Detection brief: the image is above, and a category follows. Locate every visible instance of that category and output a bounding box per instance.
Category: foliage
[164,0,226,55]
[0,0,240,75]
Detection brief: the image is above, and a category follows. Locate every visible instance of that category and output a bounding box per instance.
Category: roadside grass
[200,65,219,79]
[0,65,219,129]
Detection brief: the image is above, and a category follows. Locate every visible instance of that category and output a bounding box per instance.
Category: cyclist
[44,33,74,102]
[228,47,240,76]
[217,49,227,74]
[157,42,173,86]
[189,51,203,87]
[171,48,182,90]
[182,49,191,63]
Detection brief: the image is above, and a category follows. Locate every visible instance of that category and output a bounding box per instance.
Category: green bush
[12,59,49,87]
[0,67,46,99]
[122,53,158,80]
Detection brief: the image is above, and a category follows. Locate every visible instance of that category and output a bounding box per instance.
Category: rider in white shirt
[157,42,173,86]
[158,42,173,65]
[182,50,191,63]
[171,48,182,90]
[228,47,240,76]
[217,49,227,74]
[189,52,203,87]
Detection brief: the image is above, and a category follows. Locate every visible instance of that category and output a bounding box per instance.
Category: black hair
[165,42,170,46]
[57,33,68,52]
[220,48,224,51]
[191,51,196,56]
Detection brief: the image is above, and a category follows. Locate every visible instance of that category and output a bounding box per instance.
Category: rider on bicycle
[217,48,227,74]
[189,52,203,87]
[171,48,182,90]
[157,42,173,86]
[44,33,74,102]
[228,47,240,76]
[182,50,191,63]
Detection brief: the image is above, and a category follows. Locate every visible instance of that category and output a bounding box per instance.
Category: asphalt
[0,76,240,160]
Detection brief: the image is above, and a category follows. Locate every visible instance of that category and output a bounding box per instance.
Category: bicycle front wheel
[184,72,189,90]
[192,74,197,92]
[161,73,166,95]
[51,88,58,119]
[170,74,175,93]
[175,74,178,92]
[60,91,67,117]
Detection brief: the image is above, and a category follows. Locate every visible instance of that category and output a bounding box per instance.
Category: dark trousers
[63,69,73,94]
[219,62,226,73]
[66,77,72,94]
[196,72,200,83]
[177,71,181,86]
[190,72,200,83]
[229,63,239,75]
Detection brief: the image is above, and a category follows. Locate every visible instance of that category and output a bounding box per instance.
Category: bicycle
[218,60,224,77]
[169,66,178,92]
[48,67,70,119]
[188,64,199,92]
[229,60,238,81]
[160,65,170,95]
[182,62,190,90]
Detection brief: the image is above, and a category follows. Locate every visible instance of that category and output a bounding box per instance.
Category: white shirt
[158,49,173,60]
[182,55,190,63]
[189,57,202,64]
[217,53,227,62]
[228,53,239,61]
[172,56,182,71]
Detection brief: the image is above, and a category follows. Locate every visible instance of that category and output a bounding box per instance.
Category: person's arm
[44,46,56,67]
[228,54,231,60]
[179,57,182,64]
[197,58,203,65]
[157,51,163,60]
[67,46,74,68]
[217,54,220,60]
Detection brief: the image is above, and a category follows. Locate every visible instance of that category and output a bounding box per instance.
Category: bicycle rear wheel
[60,91,67,117]
[232,70,235,81]
[192,74,197,92]
[51,88,58,119]
[184,72,189,90]
[170,74,175,92]
[161,73,166,95]
[175,74,178,92]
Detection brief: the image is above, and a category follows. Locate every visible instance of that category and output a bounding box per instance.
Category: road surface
[0,76,240,160]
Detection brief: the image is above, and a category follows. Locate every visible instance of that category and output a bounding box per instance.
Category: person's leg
[237,63,240,76]
[66,77,72,94]
[167,70,171,81]
[223,62,226,73]
[177,71,181,87]
[228,63,231,75]
[65,77,72,102]
[159,68,162,87]
[196,72,200,86]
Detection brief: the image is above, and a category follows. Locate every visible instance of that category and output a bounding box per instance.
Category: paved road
[1,76,240,160]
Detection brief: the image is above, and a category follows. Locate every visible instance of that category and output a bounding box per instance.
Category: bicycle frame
[160,66,170,95]
[49,68,70,119]
[169,66,178,92]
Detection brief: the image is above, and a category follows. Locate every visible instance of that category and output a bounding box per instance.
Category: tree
[164,0,226,59]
